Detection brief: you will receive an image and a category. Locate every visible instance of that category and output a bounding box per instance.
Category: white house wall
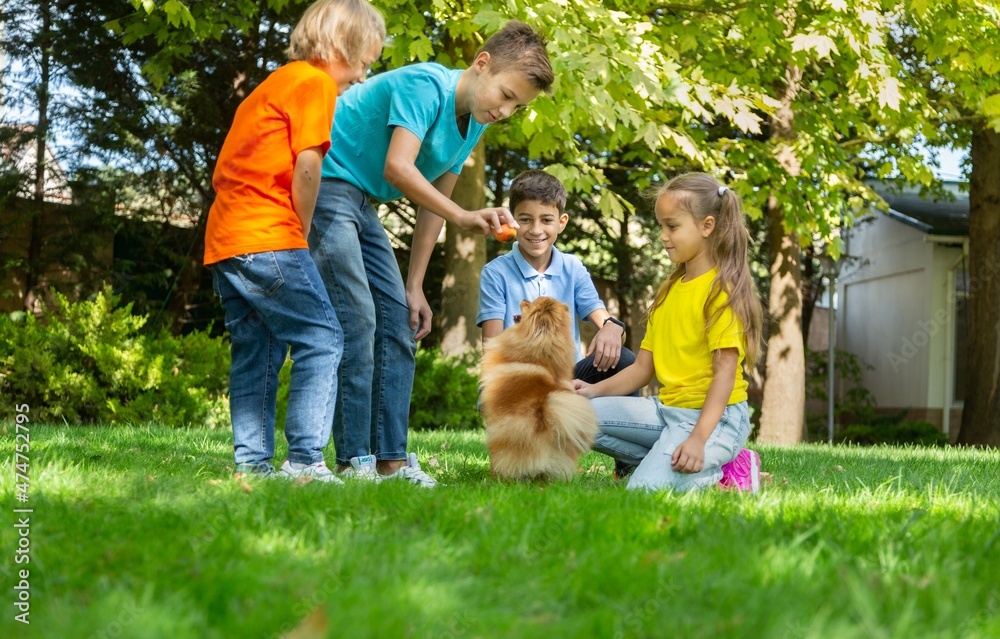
[841,214,937,408]
[926,243,963,410]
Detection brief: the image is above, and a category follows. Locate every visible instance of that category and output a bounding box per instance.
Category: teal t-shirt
[321,63,488,203]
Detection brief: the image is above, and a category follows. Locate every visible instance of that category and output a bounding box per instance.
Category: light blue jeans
[591,396,750,492]
[309,179,416,464]
[211,250,341,471]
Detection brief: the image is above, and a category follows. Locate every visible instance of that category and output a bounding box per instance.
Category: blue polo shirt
[322,63,487,202]
[477,245,605,359]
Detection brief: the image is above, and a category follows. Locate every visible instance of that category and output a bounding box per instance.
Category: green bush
[273,347,483,432]
[836,421,948,447]
[409,347,482,431]
[0,287,230,426]
[806,348,877,442]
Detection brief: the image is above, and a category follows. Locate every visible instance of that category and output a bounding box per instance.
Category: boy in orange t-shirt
[205,0,384,481]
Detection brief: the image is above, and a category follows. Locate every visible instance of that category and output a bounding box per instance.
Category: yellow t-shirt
[640,268,748,408]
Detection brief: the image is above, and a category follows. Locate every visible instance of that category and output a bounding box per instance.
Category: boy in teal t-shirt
[309,22,554,484]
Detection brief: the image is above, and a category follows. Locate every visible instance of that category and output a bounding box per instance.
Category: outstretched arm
[575,348,654,398]
[671,347,738,473]
[384,127,515,233]
[388,128,517,340]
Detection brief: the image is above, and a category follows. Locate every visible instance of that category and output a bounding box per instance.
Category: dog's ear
[520,299,532,314]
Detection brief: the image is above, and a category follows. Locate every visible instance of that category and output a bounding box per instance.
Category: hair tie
[718,186,728,197]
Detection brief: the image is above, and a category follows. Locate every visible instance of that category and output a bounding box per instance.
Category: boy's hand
[671,435,706,473]
[406,287,433,341]
[457,207,519,235]
[587,324,624,372]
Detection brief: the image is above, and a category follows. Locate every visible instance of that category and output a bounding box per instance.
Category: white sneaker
[380,453,437,488]
[340,455,380,482]
[278,460,344,484]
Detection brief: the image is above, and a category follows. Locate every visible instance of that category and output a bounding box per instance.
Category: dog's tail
[543,390,599,457]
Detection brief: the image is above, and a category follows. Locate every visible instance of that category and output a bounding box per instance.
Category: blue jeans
[591,396,750,492]
[211,250,341,470]
[309,179,416,464]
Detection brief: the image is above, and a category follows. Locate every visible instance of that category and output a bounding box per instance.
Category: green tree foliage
[59,0,312,328]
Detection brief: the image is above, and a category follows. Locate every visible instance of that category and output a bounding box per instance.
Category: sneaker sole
[340,470,381,482]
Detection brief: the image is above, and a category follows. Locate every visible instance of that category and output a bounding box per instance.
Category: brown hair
[477,21,554,93]
[648,173,764,369]
[509,169,566,215]
[286,0,385,66]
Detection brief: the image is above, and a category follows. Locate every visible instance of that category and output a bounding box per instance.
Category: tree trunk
[24,0,52,314]
[759,206,806,444]
[758,60,806,444]
[614,201,634,349]
[957,127,1000,447]
[437,139,486,357]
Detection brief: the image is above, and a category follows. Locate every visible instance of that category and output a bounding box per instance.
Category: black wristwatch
[603,317,626,342]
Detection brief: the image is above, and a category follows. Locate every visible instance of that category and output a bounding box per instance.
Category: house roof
[871,182,969,237]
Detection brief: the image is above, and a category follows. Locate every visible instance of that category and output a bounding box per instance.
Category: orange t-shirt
[204,61,336,265]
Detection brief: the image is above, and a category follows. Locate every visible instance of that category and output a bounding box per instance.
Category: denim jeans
[211,249,341,469]
[309,179,416,464]
[591,396,750,492]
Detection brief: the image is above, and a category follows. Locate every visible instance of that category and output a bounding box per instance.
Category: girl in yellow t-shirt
[575,173,764,492]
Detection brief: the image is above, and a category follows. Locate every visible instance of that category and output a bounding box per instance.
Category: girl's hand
[671,436,706,473]
[573,379,595,398]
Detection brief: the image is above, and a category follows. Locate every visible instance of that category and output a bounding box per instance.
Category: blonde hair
[648,173,763,369]
[286,0,385,66]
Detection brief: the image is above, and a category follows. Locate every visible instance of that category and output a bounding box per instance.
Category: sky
[933,146,968,181]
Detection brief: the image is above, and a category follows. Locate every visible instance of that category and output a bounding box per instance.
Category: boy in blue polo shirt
[477,169,637,382]
[478,169,638,480]
[310,22,554,485]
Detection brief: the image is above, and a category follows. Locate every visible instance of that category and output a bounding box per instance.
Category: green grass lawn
[2,424,999,639]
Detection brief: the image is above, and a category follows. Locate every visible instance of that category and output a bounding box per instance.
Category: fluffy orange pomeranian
[479,297,598,481]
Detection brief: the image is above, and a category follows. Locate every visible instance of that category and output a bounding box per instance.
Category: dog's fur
[480,297,598,481]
